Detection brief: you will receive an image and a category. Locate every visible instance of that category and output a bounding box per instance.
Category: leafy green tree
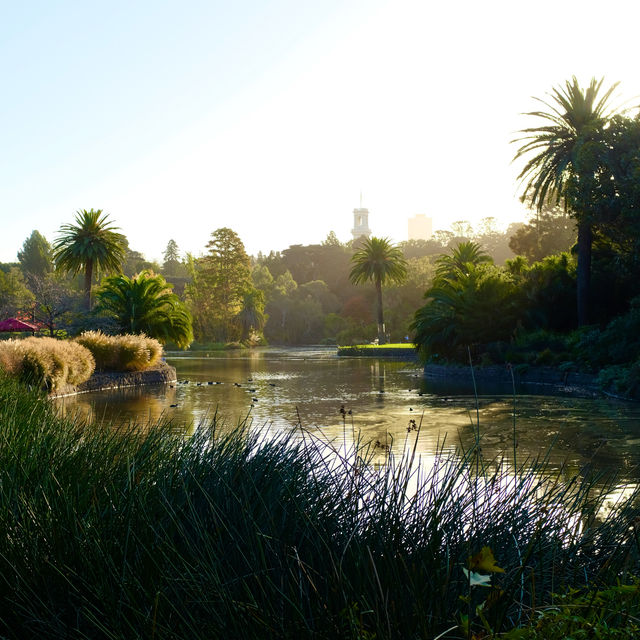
[53,209,126,310]
[349,237,407,344]
[509,204,576,262]
[95,270,193,349]
[162,239,185,277]
[513,77,620,325]
[234,289,266,343]
[0,267,35,317]
[17,230,53,277]
[186,228,252,342]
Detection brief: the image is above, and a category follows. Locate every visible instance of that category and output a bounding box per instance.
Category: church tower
[351,194,371,240]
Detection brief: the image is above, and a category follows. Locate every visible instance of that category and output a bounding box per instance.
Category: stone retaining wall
[50,362,177,398]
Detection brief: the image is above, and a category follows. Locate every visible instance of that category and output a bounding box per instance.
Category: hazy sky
[2,0,640,262]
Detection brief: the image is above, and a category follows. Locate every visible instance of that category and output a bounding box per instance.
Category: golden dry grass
[0,337,95,391]
[75,331,163,372]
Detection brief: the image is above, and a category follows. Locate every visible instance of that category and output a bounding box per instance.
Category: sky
[2,0,640,263]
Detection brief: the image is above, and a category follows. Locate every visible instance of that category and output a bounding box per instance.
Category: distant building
[408,214,432,241]
[352,207,371,241]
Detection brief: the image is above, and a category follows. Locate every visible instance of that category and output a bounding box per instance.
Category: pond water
[52,347,640,483]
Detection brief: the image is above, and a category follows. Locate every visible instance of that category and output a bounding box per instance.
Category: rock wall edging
[50,363,177,398]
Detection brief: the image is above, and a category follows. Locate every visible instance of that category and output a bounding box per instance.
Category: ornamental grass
[75,330,163,371]
[0,375,638,638]
[0,337,94,391]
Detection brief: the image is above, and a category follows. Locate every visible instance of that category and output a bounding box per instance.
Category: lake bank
[50,362,177,398]
[337,344,417,358]
[424,363,600,397]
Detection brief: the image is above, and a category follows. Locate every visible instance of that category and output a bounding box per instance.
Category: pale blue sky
[2,0,639,262]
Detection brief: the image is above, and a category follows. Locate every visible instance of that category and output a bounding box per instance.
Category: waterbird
[169,404,178,408]
[268,383,276,387]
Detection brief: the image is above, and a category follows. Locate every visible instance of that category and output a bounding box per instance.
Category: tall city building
[352,207,371,240]
[408,214,432,240]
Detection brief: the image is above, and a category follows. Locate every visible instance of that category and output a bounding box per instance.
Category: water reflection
[52,347,640,483]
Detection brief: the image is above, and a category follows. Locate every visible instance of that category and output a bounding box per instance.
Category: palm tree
[53,209,126,310]
[349,237,407,344]
[95,270,193,349]
[513,77,620,325]
[434,241,492,280]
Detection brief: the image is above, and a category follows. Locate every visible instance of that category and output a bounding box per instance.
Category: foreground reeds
[0,375,638,639]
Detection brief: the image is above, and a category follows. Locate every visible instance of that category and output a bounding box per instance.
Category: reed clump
[0,375,638,639]
[75,330,163,371]
[0,337,94,390]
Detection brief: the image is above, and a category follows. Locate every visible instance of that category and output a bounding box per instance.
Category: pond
[52,347,640,483]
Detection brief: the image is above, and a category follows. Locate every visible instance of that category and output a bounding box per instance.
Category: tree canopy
[53,209,126,310]
[95,270,193,349]
[349,237,407,344]
[513,77,622,325]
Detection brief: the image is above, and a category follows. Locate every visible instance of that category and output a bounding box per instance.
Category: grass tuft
[0,337,95,390]
[75,331,163,371]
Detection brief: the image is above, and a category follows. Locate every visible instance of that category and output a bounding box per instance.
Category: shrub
[75,331,163,372]
[0,337,95,391]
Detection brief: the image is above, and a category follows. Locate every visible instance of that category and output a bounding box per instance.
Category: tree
[234,289,265,343]
[434,241,492,280]
[27,273,81,337]
[349,237,407,344]
[95,270,193,349]
[162,239,183,276]
[0,267,35,317]
[53,209,126,310]
[513,77,620,325]
[508,204,576,262]
[411,263,519,361]
[17,230,53,277]
[186,228,252,342]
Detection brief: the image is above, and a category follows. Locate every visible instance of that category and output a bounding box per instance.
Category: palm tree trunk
[576,221,592,326]
[375,278,386,344]
[84,259,94,311]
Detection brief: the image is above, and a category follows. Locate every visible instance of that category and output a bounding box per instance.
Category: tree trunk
[375,278,386,344]
[576,221,592,327]
[84,260,94,311]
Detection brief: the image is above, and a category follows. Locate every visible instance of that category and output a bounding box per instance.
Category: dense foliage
[95,270,193,349]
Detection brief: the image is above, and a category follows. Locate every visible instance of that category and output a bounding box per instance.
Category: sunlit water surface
[53,347,640,484]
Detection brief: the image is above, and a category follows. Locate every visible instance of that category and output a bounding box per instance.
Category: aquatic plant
[0,375,638,638]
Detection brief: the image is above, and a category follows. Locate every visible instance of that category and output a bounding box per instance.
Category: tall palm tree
[53,209,126,310]
[349,237,407,344]
[513,77,620,325]
[95,270,193,349]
